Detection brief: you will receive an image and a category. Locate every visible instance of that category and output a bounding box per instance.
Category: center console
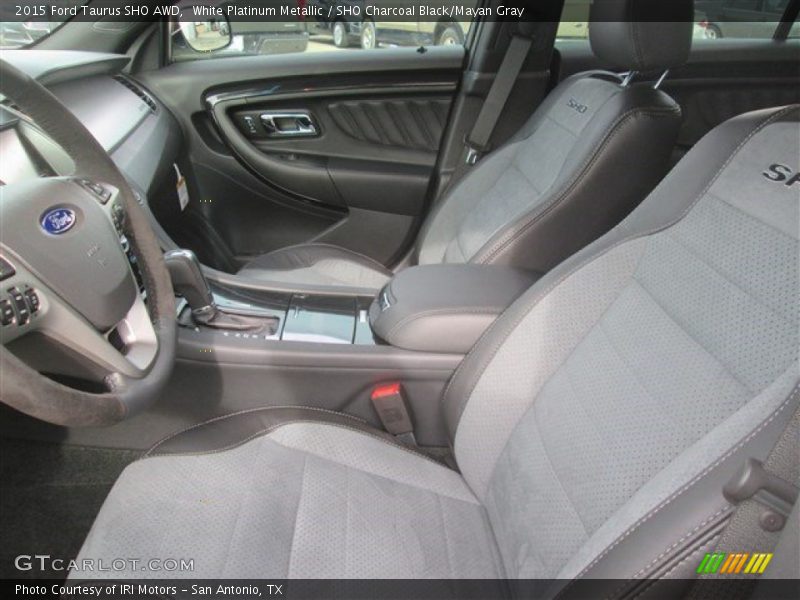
[166,250,537,446]
[190,282,375,346]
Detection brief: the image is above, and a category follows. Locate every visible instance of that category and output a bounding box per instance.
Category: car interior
[0,0,798,595]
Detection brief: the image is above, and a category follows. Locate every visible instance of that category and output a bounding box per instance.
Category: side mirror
[177,13,232,53]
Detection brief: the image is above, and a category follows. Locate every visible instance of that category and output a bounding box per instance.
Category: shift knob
[164,249,216,315]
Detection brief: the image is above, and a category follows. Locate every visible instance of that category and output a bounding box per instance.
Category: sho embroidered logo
[763,164,800,186]
[567,97,588,114]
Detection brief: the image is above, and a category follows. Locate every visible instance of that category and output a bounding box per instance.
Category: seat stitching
[709,190,797,241]
[596,316,688,431]
[145,406,367,456]
[626,533,722,600]
[344,461,351,576]
[420,151,514,264]
[245,242,392,275]
[625,506,730,582]
[386,306,503,339]
[543,111,582,138]
[478,267,645,507]
[533,412,591,536]
[145,420,451,469]
[219,440,253,577]
[508,159,545,196]
[286,453,307,578]
[632,274,772,395]
[561,359,637,481]
[436,493,454,578]
[662,223,796,329]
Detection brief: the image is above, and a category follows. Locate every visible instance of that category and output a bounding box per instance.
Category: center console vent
[113,76,157,114]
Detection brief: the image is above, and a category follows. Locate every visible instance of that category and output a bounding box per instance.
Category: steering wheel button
[23,287,40,314]
[7,287,29,325]
[0,299,14,326]
[79,179,111,204]
[0,256,15,281]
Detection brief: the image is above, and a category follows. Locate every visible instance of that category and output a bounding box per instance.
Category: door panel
[139,47,464,270]
[326,97,451,152]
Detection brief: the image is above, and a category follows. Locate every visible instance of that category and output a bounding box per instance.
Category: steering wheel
[0,59,176,426]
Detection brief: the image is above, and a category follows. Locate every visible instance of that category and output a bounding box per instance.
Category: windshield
[0,1,88,49]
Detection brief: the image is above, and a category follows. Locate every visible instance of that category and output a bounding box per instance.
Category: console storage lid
[369,264,536,354]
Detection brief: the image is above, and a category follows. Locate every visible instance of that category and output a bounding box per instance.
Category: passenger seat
[238,0,695,292]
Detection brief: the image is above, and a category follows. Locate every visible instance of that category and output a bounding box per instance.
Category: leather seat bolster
[239,243,392,277]
[146,406,413,458]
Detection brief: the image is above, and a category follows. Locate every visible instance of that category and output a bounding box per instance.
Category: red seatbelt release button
[370,382,415,444]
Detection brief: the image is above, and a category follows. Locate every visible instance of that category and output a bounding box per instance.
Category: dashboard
[0,50,182,211]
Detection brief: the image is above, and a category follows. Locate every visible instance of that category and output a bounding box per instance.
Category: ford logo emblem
[40,208,77,235]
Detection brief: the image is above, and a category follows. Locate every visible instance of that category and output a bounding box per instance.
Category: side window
[170,0,479,62]
[0,0,85,49]
[697,0,789,40]
[556,0,591,42]
[554,0,794,47]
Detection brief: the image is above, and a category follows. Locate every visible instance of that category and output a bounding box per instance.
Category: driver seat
[74,106,799,586]
[235,0,694,292]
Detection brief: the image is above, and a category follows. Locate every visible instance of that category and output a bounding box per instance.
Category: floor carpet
[0,438,139,580]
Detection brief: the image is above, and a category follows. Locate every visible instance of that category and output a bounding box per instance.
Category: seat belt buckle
[463,136,489,166]
[370,382,416,445]
[465,145,481,165]
[723,458,799,532]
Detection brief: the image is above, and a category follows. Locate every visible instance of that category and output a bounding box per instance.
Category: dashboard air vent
[114,76,158,114]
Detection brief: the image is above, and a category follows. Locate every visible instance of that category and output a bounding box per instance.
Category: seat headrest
[589,0,694,72]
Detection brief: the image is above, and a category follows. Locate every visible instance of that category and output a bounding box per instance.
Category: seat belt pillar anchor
[723,458,799,531]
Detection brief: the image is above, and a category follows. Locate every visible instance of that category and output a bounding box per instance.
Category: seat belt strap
[464,30,533,165]
[689,390,799,598]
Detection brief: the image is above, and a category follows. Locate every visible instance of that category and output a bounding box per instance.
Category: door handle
[260,112,319,138]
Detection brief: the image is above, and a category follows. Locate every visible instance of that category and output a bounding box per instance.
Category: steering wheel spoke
[0,251,157,382]
[0,58,176,426]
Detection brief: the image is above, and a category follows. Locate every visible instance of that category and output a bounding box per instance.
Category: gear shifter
[164,249,216,317]
[164,249,276,333]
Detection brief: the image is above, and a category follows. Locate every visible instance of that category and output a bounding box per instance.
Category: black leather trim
[238,242,393,281]
[144,406,439,464]
[442,105,800,441]
[589,0,694,72]
[369,264,537,354]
